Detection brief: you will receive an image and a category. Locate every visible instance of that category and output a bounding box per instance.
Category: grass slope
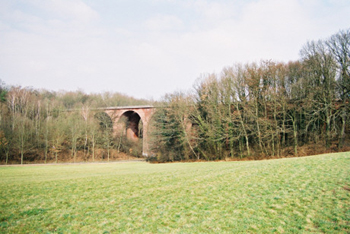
[0,152,349,233]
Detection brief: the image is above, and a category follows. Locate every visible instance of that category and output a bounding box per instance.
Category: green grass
[0,153,349,233]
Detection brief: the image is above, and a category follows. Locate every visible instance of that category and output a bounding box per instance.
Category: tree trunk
[255,102,263,153]
[325,110,331,149]
[5,151,9,165]
[338,109,347,149]
[92,134,95,161]
[293,119,298,156]
[240,114,250,157]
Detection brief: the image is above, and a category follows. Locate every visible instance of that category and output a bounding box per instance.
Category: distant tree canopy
[149,28,350,162]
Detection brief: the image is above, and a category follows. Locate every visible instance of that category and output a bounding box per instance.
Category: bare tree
[68,112,83,162]
[95,112,114,161]
[51,114,66,163]
[301,39,337,148]
[327,29,350,148]
[81,105,90,160]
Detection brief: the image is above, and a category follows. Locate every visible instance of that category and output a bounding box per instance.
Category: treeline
[0,87,149,164]
[150,29,350,162]
[1,29,349,164]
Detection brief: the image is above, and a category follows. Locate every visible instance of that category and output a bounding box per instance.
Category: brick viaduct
[102,105,155,156]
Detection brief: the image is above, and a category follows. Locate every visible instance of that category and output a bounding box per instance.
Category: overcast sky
[0,0,349,100]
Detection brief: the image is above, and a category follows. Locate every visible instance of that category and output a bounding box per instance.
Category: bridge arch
[117,110,143,142]
[103,106,155,156]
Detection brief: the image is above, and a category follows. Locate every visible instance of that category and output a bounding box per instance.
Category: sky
[0,0,349,100]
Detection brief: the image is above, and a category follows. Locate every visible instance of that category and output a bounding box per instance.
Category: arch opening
[116,111,144,156]
[118,111,143,142]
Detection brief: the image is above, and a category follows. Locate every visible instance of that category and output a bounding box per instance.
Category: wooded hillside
[1,28,349,163]
[150,29,350,161]
[0,87,149,164]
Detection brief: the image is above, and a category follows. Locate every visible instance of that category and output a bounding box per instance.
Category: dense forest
[1,28,349,164]
[150,28,350,162]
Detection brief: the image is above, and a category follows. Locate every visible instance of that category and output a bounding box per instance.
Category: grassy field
[0,153,349,233]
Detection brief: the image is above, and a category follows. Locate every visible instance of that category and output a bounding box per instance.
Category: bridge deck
[99,105,154,110]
